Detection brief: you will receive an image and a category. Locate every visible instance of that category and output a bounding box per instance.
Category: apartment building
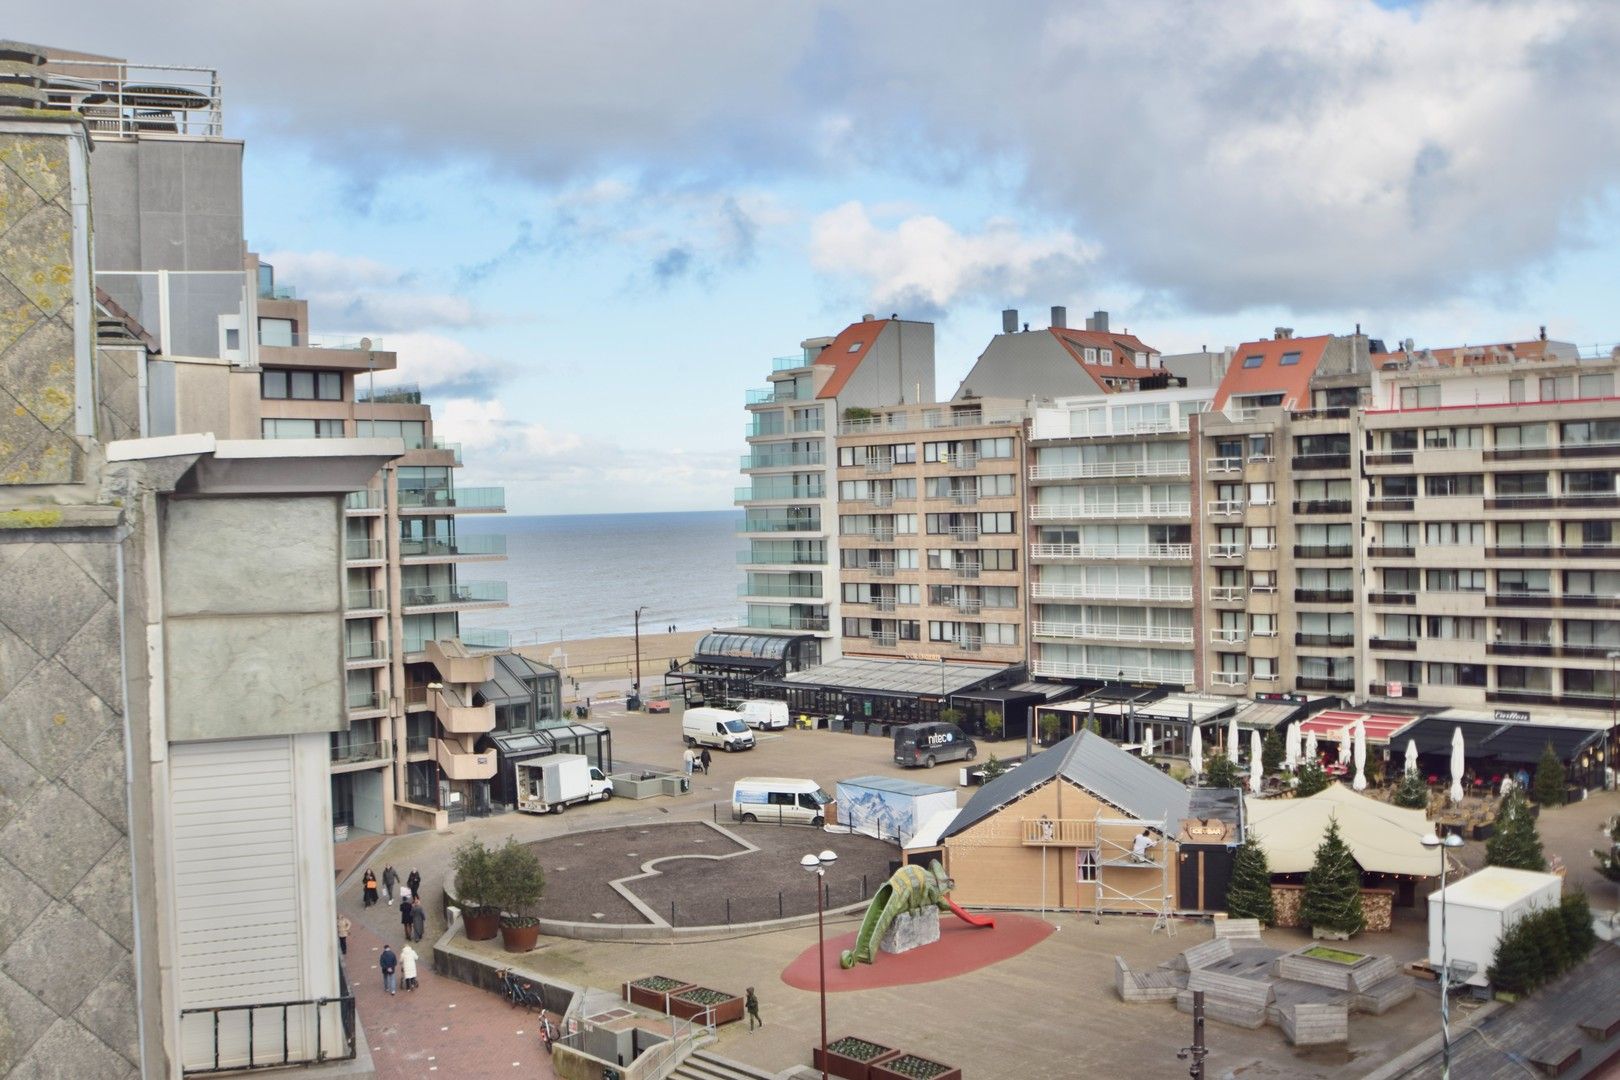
[1359,340,1620,724]
[45,43,516,834]
[737,316,935,663]
[1026,388,1211,685]
[955,306,1170,400]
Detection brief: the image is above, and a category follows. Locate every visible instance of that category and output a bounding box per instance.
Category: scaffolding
[1090,815,1175,936]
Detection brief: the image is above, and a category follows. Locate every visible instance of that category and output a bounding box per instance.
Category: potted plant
[983,709,1004,742]
[491,836,547,952]
[623,975,694,1012]
[668,985,745,1026]
[1040,715,1060,746]
[452,837,501,941]
[814,1036,901,1080]
[872,1052,962,1080]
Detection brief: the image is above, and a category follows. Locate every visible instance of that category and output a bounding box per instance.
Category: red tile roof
[1212,334,1333,409]
[1048,329,1162,393]
[815,319,889,399]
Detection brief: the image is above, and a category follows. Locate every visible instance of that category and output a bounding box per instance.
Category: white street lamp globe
[800,854,822,872]
[818,850,838,865]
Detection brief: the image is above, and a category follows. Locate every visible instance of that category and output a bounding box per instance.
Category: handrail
[179,993,355,1074]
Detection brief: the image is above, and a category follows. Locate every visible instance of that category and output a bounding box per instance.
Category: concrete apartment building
[1,41,386,1075]
[955,306,1170,400]
[738,316,935,663]
[39,42,524,836]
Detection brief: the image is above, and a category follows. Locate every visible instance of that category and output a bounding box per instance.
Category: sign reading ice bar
[1494,709,1531,724]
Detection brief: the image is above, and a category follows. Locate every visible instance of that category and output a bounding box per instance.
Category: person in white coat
[400,943,419,992]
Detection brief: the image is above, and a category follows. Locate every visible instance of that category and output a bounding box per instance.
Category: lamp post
[633,605,648,698]
[1607,651,1619,781]
[1421,830,1466,1079]
[802,849,839,1080]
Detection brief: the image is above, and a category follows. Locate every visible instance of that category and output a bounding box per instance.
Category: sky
[18,1,1620,514]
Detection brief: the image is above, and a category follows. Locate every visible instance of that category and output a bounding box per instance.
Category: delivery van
[893,722,976,769]
[514,754,613,814]
[683,706,756,751]
[736,698,790,730]
[732,777,834,826]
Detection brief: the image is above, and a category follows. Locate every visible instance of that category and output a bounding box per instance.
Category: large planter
[815,1037,901,1080]
[500,920,540,953]
[463,909,501,941]
[668,986,744,1026]
[871,1054,962,1080]
[623,976,693,1013]
[1311,926,1354,941]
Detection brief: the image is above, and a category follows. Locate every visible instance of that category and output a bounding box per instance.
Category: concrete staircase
[670,1049,778,1080]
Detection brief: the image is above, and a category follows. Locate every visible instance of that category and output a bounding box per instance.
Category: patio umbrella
[1305,730,1318,764]
[1283,721,1298,770]
[1250,729,1263,794]
[1449,726,1465,804]
[1228,716,1241,767]
[1338,724,1353,766]
[1190,724,1204,774]
[1404,737,1419,777]
[1144,727,1156,758]
[1352,721,1368,792]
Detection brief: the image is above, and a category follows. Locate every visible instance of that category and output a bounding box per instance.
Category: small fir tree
[1393,767,1430,809]
[1042,715,1062,744]
[1593,816,1620,883]
[1262,731,1285,773]
[1296,760,1331,798]
[1225,835,1276,925]
[1532,743,1566,807]
[1486,788,1546,871]
[1531,904,1571,976]
[981,755,1007,782]
[983,709,1004,741]
[1488,917,1545,994]
[1204,752,1239,789]
[1560,892,1598,965]
[1301,817,1364,936]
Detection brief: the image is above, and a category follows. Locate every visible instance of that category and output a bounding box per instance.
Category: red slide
[945,896,995,929]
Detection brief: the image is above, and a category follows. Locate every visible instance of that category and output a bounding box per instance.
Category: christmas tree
[1392,767,1429,809]
[1301,817,1363,936]
[1486,788,1545,872]
[1488,916,1545,994]
[1593,816,1620,883]
[1532,743,1566,807]
[1296,760,1331,798]
[1203,752,1238,788]
[1560,892,1597,965]
[1225,835,1275,925]
[1262,732,1285,773]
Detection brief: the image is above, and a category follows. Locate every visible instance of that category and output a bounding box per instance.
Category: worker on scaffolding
[1130,828,1158,864]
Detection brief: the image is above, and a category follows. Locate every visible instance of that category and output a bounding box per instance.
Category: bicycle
[496,968,546,1010]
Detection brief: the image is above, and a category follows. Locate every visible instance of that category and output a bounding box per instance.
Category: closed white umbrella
[1305,730,1318,765]
[1338,724,1353,766]
[1449,726,1465,804]
[1284,721,1298,770]
[1229,716,1241,768]
[1352,721,1368,792]
[1190,724,1204,774]
[1404,737,1419,777]
[1144,726,1156,758]
[1249,729,1264,794]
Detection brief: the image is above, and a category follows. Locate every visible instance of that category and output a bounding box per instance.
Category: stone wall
[1270,884,1394,932]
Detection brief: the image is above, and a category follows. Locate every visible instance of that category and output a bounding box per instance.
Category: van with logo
[682,706,756,751]
[893,722,976,769]
[731,777,834,826]
[736,699,790,730]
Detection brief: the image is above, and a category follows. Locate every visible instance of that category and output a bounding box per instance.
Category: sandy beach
[515,628,707,691]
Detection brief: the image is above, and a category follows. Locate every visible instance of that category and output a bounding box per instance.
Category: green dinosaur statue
[840,860,964,968]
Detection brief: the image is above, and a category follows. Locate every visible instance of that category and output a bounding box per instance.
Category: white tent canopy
[1244,785,1437,877]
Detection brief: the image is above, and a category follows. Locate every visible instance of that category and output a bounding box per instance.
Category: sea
[455,511,742,644]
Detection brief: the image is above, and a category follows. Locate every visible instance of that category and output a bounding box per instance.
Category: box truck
[1427,865,1562,976]
[514,753,614,814]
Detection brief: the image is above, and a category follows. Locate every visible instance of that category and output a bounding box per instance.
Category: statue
[839,860,992,968]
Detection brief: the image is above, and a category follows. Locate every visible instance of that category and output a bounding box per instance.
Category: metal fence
[179,992,354,1075]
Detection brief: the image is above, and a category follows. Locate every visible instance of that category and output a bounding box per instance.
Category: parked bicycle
[496,968,545,1010]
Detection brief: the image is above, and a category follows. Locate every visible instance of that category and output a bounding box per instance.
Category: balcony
[951,635,984,652]
[948,452,980,470]
[401,581,508,610]
[1030,502,1190,521]
[844,525,896,542]
[400,534,507,561]
[950,490,980,507]
[1363,451,1414,467]
[397,486,506,513]
[1295,633,1354,648]
[1021,817,1096,847]
[838,414,908,435]
[1028,459,1188,481]
[435,738,497,781]
[1207,500,1245,516]
[344,490,383,513]
[1032,621,1193,644]
[870,631,899,647]
[872,491,896,508]
[738,582,823,599]
[1208,457,1242,473]
[405,732,431,756]
[1209,628,1246,646]
[1366,498,1415,513]
[345,537,384,562]
[1367,591,1417,605]
[942,596,982,615]
[742,448,824,470]
[736,484,826,503]
[1485,546,1556,559]
[1030,542,1191,561]
[1484,591,1558,608]
[864,457,894,474]
[952,561,980,580]
[1486,689,1611,709]
[1486,492,1620,511]
[460,628,511,650]
[1486,641,1558,657]
[873,596,898,612]
[1031,658,1190,684]
[1366,545,1415,558]
[346,689,385,716]
[745,385,808,405]
[1292,499,1352,515]
[948,524,979,542]
[426,437,462,465]
[1209,585,1245,604]
[330,739,390,770]
[1368,637,1418,651]
[345,639,388,666]
[1212,671,1246,687]
[1290,453,1352,471]
[739,517,821,534]
[345,587,385,613]
[1294,545,1354,559]
[1031,582,1193,602]
[772,354,811,372]
[1294,589,1354,604]
[743,613,830,632]
[431,685,496,734]
[738,548,827,567]
[1368,682,1419,699]
[1207,543,1244,559]
[871,561,898,577]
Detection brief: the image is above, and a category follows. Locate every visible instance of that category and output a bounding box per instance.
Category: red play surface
[781,913,1053,991]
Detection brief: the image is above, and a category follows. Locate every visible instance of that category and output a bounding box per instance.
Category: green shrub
[981,755,1006,781]
[1261,732,1285,773]
[1486,788,1545,871]
[1488,915,1545,994]
[1204,753,1238,789]
[1393,768,1430,809]
[983,709,1004,740]
[1296,760,1331,798]
[1560,892,1597,965]
[452,837,498,916]
[1532,743,1566,807]
[1489,903,1593,996]
[490,836,546,926]
[1041,715,1062,743]
[1225,835,1275,925]
[1301,817,1363,936]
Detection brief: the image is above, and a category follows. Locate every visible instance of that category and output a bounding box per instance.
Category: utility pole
[633,606,648,698]
[1178,990,1207,1079]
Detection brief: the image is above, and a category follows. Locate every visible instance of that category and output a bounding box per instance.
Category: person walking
[379,945,398,995]
[683,747,695,777]
[406,868,422,897]
[382,865,398,905]
[400,943,419,991]
[699,748,712,775]
[400,896,415,937]
[399,882,413,906]
[745,987,762,1031]
[337,914,351,956]
[411,900,427,943]
[362,869,378,908]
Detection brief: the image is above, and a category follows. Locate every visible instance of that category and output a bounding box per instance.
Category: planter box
[871,1053,962,1080]
[667,986,744,1026]
[622,976,693,1013]
[463,910,501,941]
[1311,927,1354,941]
[500,922,540,953]
[814,1037,902,1080]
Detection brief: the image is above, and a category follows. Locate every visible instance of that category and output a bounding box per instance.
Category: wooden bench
[1579,1007,1620,1041]
[1172,937,1234,972]
[1114,956,1181,1004]
[1528,1038,1583,1076]
[1214,918,1263,942]
[1175,969,1273,1029]
[1281,1003,1348,1046]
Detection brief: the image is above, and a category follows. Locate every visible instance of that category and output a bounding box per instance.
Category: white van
[682,706,756,751]
[737,699,790,730]
[732,777,833,826]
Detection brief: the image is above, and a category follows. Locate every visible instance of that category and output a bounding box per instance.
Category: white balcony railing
[1030,582,1193,602]
[1029,543,1192,561]
[1209,628,1246,645]
[1031,658,1191,683]
[1207,544,1245,559]
[1208,457,1243,472]
[1027,459,1190,481]
[1206,500,1245,516]
[1212,671,1247,687]
[1029,501,1191,521]
[1031,621,1194,644]
[1208,585,1245,603]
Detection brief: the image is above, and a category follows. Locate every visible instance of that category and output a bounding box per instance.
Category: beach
[515,628,707,695]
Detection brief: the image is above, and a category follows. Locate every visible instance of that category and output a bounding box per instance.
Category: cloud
[262,248,495,332]
[377,333,511,400]
[810,201,1096,317]
[649,246,696,287]
[456,220,547,287]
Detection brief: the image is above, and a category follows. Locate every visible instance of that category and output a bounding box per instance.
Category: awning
[1299,709,1416,747]
[952,679,1082,706]
[691,631,808,665]
[1389,714,1604,765]
[763,656,1008,698]
[1245,786,1435,877]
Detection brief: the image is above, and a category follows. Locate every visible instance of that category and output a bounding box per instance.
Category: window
[262,369,289,398]
[1497,569,1550,595]
[1250,613,1277,637]
[1385,429,1419,451]
[1424,474,1484,496]
[1579,372,1614,398]
[1247,527,1276,550]
[262,418,344,439]
[981,549,1016,572]
[984,623,1018,646]
[1399,384,1441,409]
[1561,420,1620,445]
[1077,849,1097,882]
[1279,351,1301,366]
[1247,483,1275,506]
[258,317,294,346]
[1248,570,1276,591]
[1495,423,1549,448]
[1240,354,1264,369]
[1424,521,1484,545]
[1494,473,1548,496]
[1564,470,1618,494]
[1426,663,1486,687]
[847,341,863,353]
[1426,568,1486,592]
[1423,426,1482,449]
[1496,521,1549,546]
[1509,378,1526,403]
[1427,616,1484,641]
[1540,375,1574,402]
[1251,657,1277,680]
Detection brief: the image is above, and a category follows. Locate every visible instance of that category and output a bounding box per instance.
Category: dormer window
[1100,349,1113,366]
[1084,348,1097,363]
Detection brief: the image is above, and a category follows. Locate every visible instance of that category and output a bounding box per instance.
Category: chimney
[1274,327,1294,340]
[1002,309,1018,334]
[1050,306,1067,329]
[861,313,875,322]
[1092,310,1109,333]
[1023,322,1030,333]
[1539,325,1547,342]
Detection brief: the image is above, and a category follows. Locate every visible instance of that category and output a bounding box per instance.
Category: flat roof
[776,656,1006,697]
[1043,692,1236,724]
[1390,714,1604,764]
[1433,866,1562,910]
[835,775,954,798]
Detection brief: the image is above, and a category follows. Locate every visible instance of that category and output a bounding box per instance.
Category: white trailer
[515,754,613,814]
[1427,865,1562,976]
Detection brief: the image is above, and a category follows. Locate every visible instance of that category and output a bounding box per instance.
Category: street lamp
[633,605,649,699]
[802,850,839,1080]
[1421,830,1466,1079]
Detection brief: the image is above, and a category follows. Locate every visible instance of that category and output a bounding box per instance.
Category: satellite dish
[359,337,373,351]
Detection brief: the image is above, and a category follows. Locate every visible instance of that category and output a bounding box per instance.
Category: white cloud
[809,201,1097,316]
[370,333,510,399]
[262,248,495,333]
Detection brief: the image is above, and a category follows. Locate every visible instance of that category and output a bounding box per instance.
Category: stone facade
[880,906,941,955]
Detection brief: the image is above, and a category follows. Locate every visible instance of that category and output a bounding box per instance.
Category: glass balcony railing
[344,490,383,511]
[772,354,812,372]
[427,438,463,464]
[330,739,389,765]
[745,386,808,405]
[738,517,821,533]
[345,638,387,662]
[397,486,506,511]
[399,534,507,558]
[401,581,508,608]
[742,449,824,469]
[738,582,823,598]
[356,381,417,404]
[347,689,383,712]
[345,538,384,560]
[460,627,511,650]
[345,587,384,611]
[735,485,825,502]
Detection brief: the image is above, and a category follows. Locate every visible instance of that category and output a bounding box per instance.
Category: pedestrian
[400,897,415,936]
[337,914,351,955]
[400,943,419,991]
[362,869,378,908]
[406,868,422,897]
[745,986,762,1031]
[699,748,712,775]
[411,900,427,942]
[683,748,695,776]
[382,865,398,905]
[379,945,398,995]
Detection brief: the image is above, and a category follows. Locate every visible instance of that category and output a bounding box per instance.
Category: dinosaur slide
[840,861,993,968]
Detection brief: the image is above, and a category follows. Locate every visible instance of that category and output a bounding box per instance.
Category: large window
[1423,474,1484,497]
[1561,419,1620,445]
[1399,384,1441,409]
[356,418,427,449]
[262,368,341,401]
[262,418,343,438]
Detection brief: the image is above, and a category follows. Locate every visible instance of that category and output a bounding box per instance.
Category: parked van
[736,699,790,730]
[893,722,976,769]
[683,707,756,752]
[732,777,833,826]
